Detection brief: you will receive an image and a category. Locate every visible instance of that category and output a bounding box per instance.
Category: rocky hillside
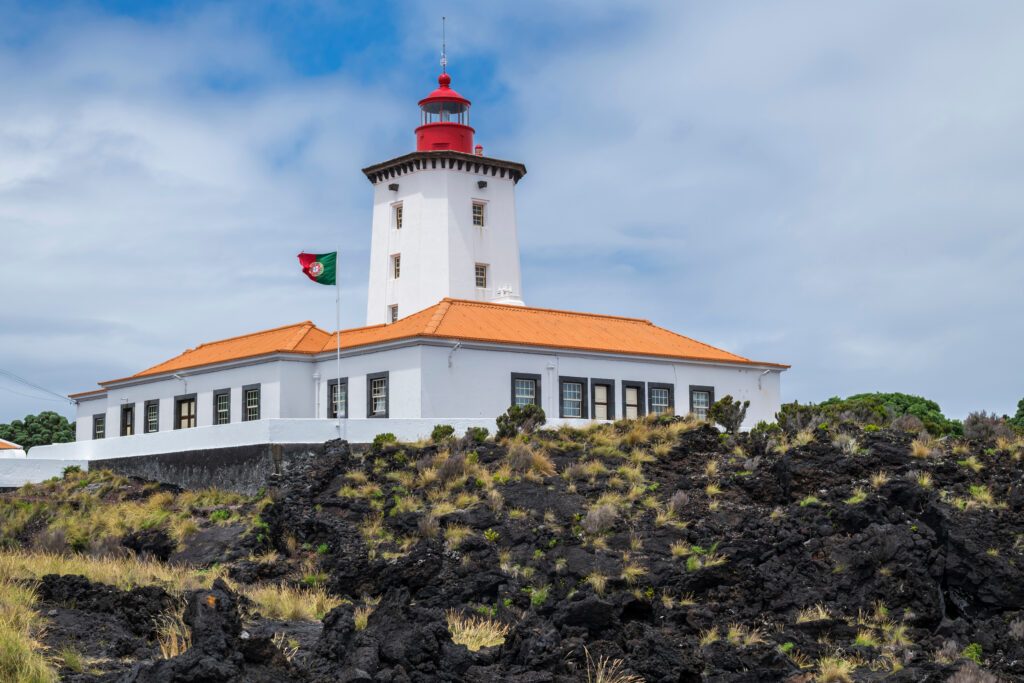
[2,418,1023,682]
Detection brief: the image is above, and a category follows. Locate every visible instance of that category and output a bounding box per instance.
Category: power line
[0,369,74,404]
[0,384,68,403]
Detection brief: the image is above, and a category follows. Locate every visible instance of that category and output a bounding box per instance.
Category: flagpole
[335,251,342,440]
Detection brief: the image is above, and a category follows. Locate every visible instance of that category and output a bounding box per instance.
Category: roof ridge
[657,326,751,361]
[441,298,653,324]
[423,300,452,334]
[191,321,316,350]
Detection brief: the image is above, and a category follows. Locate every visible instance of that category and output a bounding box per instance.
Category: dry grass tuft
[0,575,58,682]
[584,647,644,683]
[157,604,192,659]
[446,610,510,651]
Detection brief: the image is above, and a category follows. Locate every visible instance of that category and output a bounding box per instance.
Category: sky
[1,0,1022,424]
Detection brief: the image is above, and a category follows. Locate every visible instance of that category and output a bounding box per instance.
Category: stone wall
[92,442,326,495]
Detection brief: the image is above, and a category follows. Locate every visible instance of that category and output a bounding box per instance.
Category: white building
[0,439,26,458]
[38,68,787,461]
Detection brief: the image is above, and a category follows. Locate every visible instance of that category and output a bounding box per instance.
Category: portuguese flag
[297,252,337,285]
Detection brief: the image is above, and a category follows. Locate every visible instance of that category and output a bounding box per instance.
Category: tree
[1008,398,1024,431]
[708,395,749,434]
[496,404,546,440]
[0,410,75,449]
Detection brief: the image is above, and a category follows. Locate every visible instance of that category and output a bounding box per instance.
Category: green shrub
[708,395,749,433]
[61,465,82,478]
[316,543,329,555]
[466,426,490,443]
[496,404,546,439]
[963,412,1014,443]
[431,424,455,442]
[777,393,961,436]
[371,433,398,452]
[962,642,983,664]
[209,509,231,522]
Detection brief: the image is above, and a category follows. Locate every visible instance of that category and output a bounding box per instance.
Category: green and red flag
[297,252,337,285]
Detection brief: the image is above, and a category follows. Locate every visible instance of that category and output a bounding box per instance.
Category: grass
[585,572,608,595]
[870,471,890,488]
[853,629,880,648]
[957,455,984,473]
[446,610,510,651]
[844,487,867,505]
[354,604,374,630]
[583,648,644,683]
[0,576,58,683]
[444,524,473,548]
[698,626,720,646]
[910,439,933,458]
[157,605,191,659]
[620,561,647,585]
[799,495,821,507]
[815,656,856,682]
[796,603,830,623]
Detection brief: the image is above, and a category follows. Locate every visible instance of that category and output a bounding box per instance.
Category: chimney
[474,144,483,156]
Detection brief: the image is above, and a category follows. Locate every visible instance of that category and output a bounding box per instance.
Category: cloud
[1,1,1022,423]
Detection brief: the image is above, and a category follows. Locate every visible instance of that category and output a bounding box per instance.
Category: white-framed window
[650,386,672,416]
[329,378,347,418]
[214,391,230,425]
[93,414,105,439]
[561,381,583,418]
[392,202,403,229]
[690,388,712,420]
[472,201,485,227]
[389,305,399,323]
[243,386,261,422]
[475,263,488,288]
[368,373,388,417]
[512,374,539,407]
[391,254,401,279]
[145,400,159,433]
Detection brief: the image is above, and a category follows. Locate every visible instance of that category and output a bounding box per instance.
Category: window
[175,395,197,429]
[475,263,488,288]
[472,201,485,227]
[328,378,348,418]
[591,380,614,420]
[559,377,587,419]
[622,381,645,420]
[391,254,401,279]
[367,372,388,418]
[392,202,403,229]
[213,390,230,425]
[121,403,135,436]
[689,385,715,420]
[649,383,674,417]
[511,373,541,408]
[389,305,399,323]
[144,400,159,433]
[243,384,261,422]
[92,414,106,440]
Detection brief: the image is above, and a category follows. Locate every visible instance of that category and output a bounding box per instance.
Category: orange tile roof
[82,299,785,390]
[0,439,22,450]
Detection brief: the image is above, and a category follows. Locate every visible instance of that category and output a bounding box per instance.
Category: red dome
[418,73,471,107]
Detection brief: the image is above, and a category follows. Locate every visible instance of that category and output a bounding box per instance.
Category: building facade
[50,68,787,458]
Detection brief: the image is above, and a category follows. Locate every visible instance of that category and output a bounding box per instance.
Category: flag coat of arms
[298,252,337,285]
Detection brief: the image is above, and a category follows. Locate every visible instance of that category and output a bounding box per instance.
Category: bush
[962,412,1014,443]
[777,393,961,436]
[465,426,489,443]
[582,504,617,535]
[0,410,75,450]
[431,424,455,443]
[371,433,397,452]
[496,404,546,439]
[1009,398,1024,431]
[61,465,82,478]
[708,395,749,433]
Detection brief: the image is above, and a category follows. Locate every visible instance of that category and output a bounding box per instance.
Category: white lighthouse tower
[362,69,527,326]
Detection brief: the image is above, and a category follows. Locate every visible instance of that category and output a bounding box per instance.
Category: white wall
[420,344,782,429]
[365,159,524,325]
[312,346,423,419]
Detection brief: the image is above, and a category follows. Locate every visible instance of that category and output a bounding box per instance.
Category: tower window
[472,202,485,227]
[475,263,488,288]
[392,202,403,229]
[389,305,399,323]
[391,254,401,279]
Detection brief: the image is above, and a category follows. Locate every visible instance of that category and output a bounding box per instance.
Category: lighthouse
[362,70,527,326]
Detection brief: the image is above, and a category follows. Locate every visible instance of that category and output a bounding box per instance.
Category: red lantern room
[416,72,475,153]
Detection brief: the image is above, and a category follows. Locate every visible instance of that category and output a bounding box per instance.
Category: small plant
[483,528,500,543]
[526,583,550,607]
[496,404,546,439]
[431,424,455,442]
[796,603,830,623]
[583,648,644,683]
[620,561,647,585]
[61,465,82,477]
[444,524,473,548]
[157,606,192,659]
[466,426,490,443]
[699,627,720,647]
[799,495,820,507]
[815,656,856,682]
[962,642,983,665]
[854,629,880,648]
[446,610,510,651]
[709,395,750,433]
[59,646,85,673]
[958,455,984,473]
[209,509,232,522]
[844,487,867,505]
[371,432,398,451]
[910,438,933,458]
[832,433,859,454]
[870,470,890,488]
[582,504,618,535]
[585,571,608,595]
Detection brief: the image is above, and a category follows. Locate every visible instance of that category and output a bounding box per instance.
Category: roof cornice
[362,151,527,185]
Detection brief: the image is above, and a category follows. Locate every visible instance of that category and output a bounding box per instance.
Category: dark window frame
[174,393,198,430]
[622,381,646,419]
[366,372,389,418]
[558,376,589,419]
[242,384,261,422]
[510,372,542,408]
[213,389,231,425]
[590,378,615,420]
[144,399,159,433]
[328,377,349,419]
[689,385,715,418]
[648,382,675,416]
[120,402,136,437]
[92,413,106,440]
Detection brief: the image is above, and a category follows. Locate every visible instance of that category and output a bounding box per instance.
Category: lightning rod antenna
[441,16,447,73]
